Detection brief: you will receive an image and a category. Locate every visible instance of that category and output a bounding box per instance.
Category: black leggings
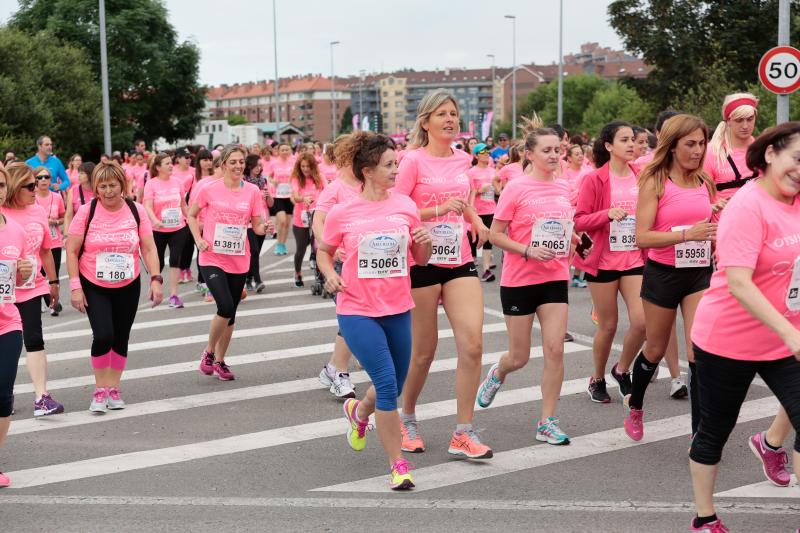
[42,247,62,307]
[247,229,265,283]
[153,226,189,271]
[81,275,141,357]
[15,297,44,352]
[199,265,246,325]
[689,345,800,465]
[293,225,312,274]
[178,232,195,270]
[0,330,23,417]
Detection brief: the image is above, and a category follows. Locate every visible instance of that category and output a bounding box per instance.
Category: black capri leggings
[689,344,800,465]
[0,330,23,417]
[199,265,246,325]
[293,225,312,274]
[42,246,62,307]
[153,226,190,271]
[81,275,141,357]
[247,228,265,283]
[178,233,196,271]
[15,296,44,352]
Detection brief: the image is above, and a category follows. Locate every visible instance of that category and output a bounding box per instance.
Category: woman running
[395,89,493,459]
[476,122,580,445]
[3,162,62,417]
[66,162,162,412]
[624,114,719,441]
[34,167,66,316]
[188,145,270,381]
[188,150,219,302]
[574,121,645,404]
[494,142,524,193]
[144,153,190,309]
[243,154,272,293]
[687,121,800,533]
[0,166,34,487]
[64,162,95,233]
[467,142,497,282]
[65,154,82,191]
[319,144,339,184]
[270,143,295,256]
[178,150,213,288]
[317,132,432,490]
[290,152,325,288]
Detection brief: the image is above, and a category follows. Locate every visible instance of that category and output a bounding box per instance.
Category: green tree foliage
[0,28,101,157]
[226,115,248,126]
[582,83,654,134]
[340,106,353,135]
[10,0,205,151]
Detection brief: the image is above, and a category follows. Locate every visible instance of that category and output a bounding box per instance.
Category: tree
[340,106,353,135]
[227,115,248,126]
[0,28,101,158]
[518,75,610,133]
[10,0,205,151]
[581,83,654,134]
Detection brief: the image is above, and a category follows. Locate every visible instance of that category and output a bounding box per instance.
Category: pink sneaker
[199,350,215,375]
[689,517,729,532]
[213,361,235,381]
[748,431,790,487]
[107,387,125,410]
[623,395,644,441]
[0,471,10,488]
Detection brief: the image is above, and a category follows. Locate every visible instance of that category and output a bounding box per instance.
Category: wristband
[682,229,687,243]
[151,275,164,284]
[48,279,59,285]
[69,278,81,291]
[523,246,530,262]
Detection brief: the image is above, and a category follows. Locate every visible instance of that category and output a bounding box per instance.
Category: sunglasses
[35,174,50,180]
[477,149,490,155]
[21,183,36,192]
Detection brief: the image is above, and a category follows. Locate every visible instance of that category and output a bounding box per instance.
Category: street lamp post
[504,15,517,137]
[98,0,112,154]
[359,69,365,131]
[330,40,340,140]
[272,0,280,138]
[557,0,564,125]
[487,53,495,140]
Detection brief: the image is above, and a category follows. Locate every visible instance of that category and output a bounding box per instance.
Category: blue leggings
[337,312,412,411]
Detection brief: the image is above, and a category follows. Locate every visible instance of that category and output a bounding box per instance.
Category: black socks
[693,514,717,527]
[629,352,658,409]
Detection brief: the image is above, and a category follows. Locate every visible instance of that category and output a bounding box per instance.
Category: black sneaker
[564,332,574,342]
[610,363,632,399]
[587,377,611,403]
[294,276,304,287]
[480,270,495,282]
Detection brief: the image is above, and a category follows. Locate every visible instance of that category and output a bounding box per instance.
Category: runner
[574,121,645,404]
[313,134,362,400]
[65,154,82,191]
[290,152,325,287]
[705,92,759,201]
[172,148,196,284]
[632,126,650,160]
[188,150,220,303]
[467,142,497,282]
[33,167,66,317]
[64,162,95,233]
[243,153,272,293]
[25,136,69,192]
[395,89,493,459]
[127,152,148,201]
[624,114,719,441]
[144,152,190,309]
[688,121,800,533]
[0,166,33,487]
[269,143,295,255]
[563,144,589,289]
[65,162,163,412]
[188,145,271,381]
[476,122,580,445]
[494,142,524,193]
[316,132,432,490]
[3,162,63,417]
[318,144,339,184]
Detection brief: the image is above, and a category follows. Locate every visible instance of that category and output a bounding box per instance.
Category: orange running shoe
[448,429,493,459]
[400,418,425,453]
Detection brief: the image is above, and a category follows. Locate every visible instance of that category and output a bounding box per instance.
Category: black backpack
[78,198,141,259]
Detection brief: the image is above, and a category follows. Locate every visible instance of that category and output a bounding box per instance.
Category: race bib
[49,224,60,240]
[609,216,637,252]
[424,221,462,265]
[786,256,800,311]
[480,188,495,202]
[357,231,408,279]
[276,182,292,198]
[18,255,37,289]
[672,225,711,268]
[161,207,181,228]
[531,219,574,258]
[300,210,311,228]
[0,260,16,303]
[95,252,134,283]
[213,224,247,255]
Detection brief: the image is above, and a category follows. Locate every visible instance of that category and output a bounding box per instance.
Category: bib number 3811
[213,224,247,255]
[531,219,573,258]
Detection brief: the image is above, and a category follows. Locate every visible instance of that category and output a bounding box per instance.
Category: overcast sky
[0,0,626,86]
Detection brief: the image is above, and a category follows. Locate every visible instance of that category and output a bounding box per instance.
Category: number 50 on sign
[759,46,800,95]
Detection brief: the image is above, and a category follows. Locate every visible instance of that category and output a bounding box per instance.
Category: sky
[0,0,627,86]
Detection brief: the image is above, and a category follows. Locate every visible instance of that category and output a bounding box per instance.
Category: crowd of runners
[0,89,798,532]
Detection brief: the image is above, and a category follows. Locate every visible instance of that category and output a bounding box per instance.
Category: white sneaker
[89,388,108,413]
[670,376,688,399]
[107,387,126,410]
[331,372,356,399]
[318,363,336,387]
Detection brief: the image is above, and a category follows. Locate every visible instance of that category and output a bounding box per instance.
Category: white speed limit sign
[759,46,800,95]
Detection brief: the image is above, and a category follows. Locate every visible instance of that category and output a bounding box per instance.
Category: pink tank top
[648,178,713,266]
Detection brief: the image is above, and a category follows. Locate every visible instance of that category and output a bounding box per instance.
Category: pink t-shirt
[648,179,713,266]
[195,179,264,274]
[66,168,79,186]
[3,204,53,302]
[125,164,148,194]
[692,182,800,360]
[498,162,524,187]
[188,176,220,225]
[633,152,654,172]
[291,177,325,227]
[562,166,586,206]
[69,201,153,288]
[598,173,644,271]
[35,191,66,248]
[143,176,186,233]
[0,216,27,335]
[395,147,473,268]
[468,165,496,215]
[172,167,195,193]
[318,162,339,184]
[70,183,93,214]
[703,146,755,200]
[260,158,273,178]
[322,194,420,317]
[271,158,294,198]
[315,178,361,214]
[494,176,574,287]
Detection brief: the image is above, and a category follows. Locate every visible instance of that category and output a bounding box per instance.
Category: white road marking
[715,475,799,499]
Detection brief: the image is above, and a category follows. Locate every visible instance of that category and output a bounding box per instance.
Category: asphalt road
[1,239,797,532]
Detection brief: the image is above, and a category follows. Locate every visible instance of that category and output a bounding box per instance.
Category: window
[383,91,389,97]
[383,102,388,108]
[382,112,388,118]
[395,101,402,108]
[395,90,402,96]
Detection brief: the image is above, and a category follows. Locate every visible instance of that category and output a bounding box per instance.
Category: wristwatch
[150,275,164,284]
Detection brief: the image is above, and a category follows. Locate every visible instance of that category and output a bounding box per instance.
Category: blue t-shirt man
[489,134,510,162]
[26,136,69,192]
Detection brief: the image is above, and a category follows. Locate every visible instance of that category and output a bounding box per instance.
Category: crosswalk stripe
[6,348,604,489]
[715,475,799,498]
[136,289,306,313]
[310,396,781,493]
[9,344,590,436]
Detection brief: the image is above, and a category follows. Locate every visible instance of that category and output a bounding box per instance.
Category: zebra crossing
[1,258,798,532]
